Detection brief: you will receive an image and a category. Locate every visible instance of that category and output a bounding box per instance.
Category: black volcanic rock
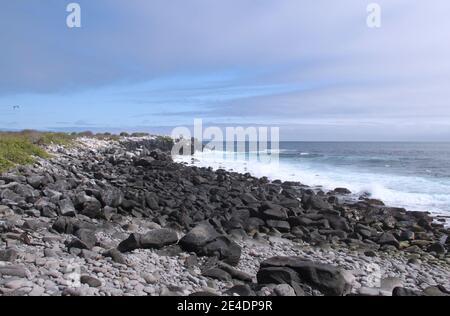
[58,199,76,217]
[259,256,352,296]
[140,229,179,249]
[1,135,448,297]
[73,229,97,250]
[118,233,141,253]
[179,223,241,265]
[378,233,400,249]
[117,229,178,252]
[200,236,241,266]
[178,222,220,252]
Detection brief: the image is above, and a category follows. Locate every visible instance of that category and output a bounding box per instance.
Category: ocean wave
[175,151,450,217]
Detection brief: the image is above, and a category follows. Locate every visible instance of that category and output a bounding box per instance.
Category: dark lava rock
[393,287,423,296]
[72,229,97,250]
[333,188,352,195]
[135,157,155,167]
[217,261,253,282]
[202,267,232,282]
[178,222,220,252]
[117,229,178,252]
[103,249,127,265]
[140,229,179,249]
[326,216,351,233]
[117,233,141,253]
[399,230,415,241]
[378,233,400,249]
[259,256,352,296]
[427,242,446,254]
[26,175,45,189]
[52,217,80,235]
[23,219,47,231]
[266,220,291,233]
[74,193,103,219]
[58,199,76,217]
[200,236,242,266]
[244,217,265,233]
[303,194,332,211]
[261,207,288,220]
[257,266,300,285]
[145,193,159,210]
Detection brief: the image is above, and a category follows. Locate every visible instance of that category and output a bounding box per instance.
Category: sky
[1,0,450,141]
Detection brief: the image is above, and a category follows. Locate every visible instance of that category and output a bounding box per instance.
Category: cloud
[1,1,450,139]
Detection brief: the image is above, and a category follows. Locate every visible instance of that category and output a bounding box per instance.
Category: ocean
[175,142,450,219]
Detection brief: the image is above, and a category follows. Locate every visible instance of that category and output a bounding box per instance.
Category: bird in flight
[13,105,20,110]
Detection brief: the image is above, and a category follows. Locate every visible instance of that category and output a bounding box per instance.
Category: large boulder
[68,229,97,250]
[259,202,288,220]
[103,249,127,265]
[427,242,446,254]
[178,222,220,252]
[117,229,178,252]
[179,223,241,266]
[145,192,160,210]
[378,233,400,249]
[303,194,332,211]
[27,175,45,189]
[117,233,141,253]
[322,214,351,232]
[393,287,423,297]
[140,229,179,249]
[74,193,103,219]
[134,157,155,167]
[259,256,352,296]
[257,266,301,285]
[52,217,80,235]
[201,236,241,266]
[266,220,291,232]
[52,217,95,235]
[58,199,76,217]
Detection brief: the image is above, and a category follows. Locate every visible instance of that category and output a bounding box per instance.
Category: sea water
[175,142,450,219]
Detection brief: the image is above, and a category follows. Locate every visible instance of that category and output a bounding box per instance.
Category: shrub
[0,134,49,173]
[130,132,150,137]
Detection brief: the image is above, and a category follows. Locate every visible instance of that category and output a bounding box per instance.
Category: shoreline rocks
[258,256,352,296]
[0,136,449,296]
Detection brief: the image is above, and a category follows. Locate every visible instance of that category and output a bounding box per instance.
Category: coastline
[0,135,449,296]
[175,149,450,226]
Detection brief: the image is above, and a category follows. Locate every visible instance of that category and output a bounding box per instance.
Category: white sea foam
[175,150,450,219]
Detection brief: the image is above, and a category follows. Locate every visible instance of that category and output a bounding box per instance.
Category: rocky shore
[0,136,449,296]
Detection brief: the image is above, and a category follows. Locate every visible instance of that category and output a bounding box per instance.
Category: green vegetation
[0,132,49,173]
[34,132,75,146]
[0,130,79,173]
[0,130,157,173]
[155,135,173,142]
[130,132,150,137]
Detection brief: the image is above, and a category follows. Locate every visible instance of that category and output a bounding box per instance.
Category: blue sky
[1,0,450,140]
